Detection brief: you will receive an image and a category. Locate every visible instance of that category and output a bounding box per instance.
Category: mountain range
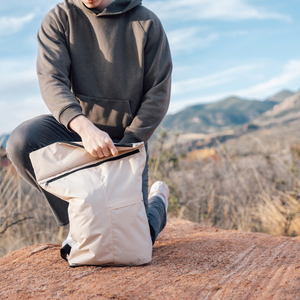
[257,91,300,124]
[265,90,294,103]
[161,89,300,134]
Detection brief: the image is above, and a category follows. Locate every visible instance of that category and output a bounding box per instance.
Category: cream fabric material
[30,142,152,266]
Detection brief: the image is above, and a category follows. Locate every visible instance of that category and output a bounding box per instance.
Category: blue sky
[0,0,300,134]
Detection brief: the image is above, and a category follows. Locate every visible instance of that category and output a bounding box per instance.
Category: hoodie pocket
[75,94,133,139]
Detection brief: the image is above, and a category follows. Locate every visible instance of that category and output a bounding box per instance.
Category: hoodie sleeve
[122,15,172,143]
[36,10,83,129]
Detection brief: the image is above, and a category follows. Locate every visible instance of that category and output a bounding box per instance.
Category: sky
[0,0,300,134]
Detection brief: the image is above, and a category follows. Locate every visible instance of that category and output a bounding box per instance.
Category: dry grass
[0,166,68,257]
[149,129,300,236]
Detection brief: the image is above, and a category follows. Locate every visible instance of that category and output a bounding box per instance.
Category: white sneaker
[149,181,169,211]
[62,233,74,248]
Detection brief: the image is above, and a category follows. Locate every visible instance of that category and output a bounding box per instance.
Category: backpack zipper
[59,141,135,148]
[45,149,140,186]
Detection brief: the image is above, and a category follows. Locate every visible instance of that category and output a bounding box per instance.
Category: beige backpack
[30,141,152,267]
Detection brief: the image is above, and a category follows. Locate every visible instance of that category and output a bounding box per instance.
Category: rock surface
[1,219,300,299]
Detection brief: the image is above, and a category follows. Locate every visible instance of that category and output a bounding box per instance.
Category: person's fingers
[90,148,99,157]
[107,139,118,156]
[101,145,110,157]
[96,147,104,158]
[82,130,117,158]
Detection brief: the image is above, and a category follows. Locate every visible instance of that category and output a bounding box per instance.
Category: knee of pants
[6,121,35,163]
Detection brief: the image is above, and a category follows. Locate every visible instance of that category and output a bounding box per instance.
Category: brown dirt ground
[1,218,300,300]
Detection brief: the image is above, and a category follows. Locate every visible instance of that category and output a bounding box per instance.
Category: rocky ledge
[1,219,300,299]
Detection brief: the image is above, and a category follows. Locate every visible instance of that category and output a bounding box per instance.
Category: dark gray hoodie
[37,0,172,142]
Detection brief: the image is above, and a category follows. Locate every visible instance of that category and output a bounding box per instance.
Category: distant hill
[265,89,294,103]
[162,96,276,134]
[254,91,300,127]
[266,91,300,116]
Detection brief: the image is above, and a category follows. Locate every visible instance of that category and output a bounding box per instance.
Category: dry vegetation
[149,124,300,237]
[2,121,300,257]
[0,166,69,257]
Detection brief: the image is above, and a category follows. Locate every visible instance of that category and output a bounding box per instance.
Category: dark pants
[6,115,166,244]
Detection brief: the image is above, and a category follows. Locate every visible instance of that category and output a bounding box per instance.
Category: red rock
[1,219,300,299]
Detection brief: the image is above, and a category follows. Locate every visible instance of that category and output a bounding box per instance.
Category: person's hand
[69,115,118,158]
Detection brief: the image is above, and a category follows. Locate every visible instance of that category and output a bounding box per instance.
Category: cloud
[168,27,219,53]
[0,0,58,14]
[0,13,35,35]
[0,58,49,134]
[172,64,260,97]
[0,96,48,134]
[0,59,37,93]
[169,59,300,113]
[145,0,292,22]
[235,59,300,98]
[167,27,248,55]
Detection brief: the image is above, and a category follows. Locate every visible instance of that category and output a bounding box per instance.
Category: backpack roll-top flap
[29,141,144,183]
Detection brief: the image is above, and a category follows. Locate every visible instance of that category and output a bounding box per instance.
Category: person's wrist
[69,115,91,136]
